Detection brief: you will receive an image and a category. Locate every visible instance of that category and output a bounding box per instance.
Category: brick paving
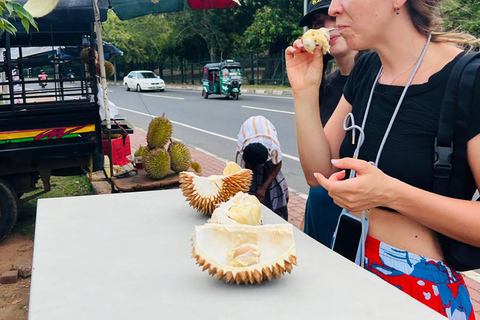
[127,126,479,319]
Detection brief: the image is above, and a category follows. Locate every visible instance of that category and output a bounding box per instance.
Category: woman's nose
[328,0,343,17]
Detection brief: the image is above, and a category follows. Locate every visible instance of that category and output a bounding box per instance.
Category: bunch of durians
[135,115,200,180]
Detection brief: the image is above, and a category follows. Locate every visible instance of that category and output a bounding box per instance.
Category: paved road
[107,85,311,195]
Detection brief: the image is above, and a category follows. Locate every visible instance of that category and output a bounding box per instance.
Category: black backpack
[434,51,480,271]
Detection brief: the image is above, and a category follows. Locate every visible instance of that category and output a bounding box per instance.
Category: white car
[123,71,165,92]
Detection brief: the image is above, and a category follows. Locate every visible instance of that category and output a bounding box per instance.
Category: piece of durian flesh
[192,223,297,285]
[179,162,252,215]
[302,28,331,55]
[210,191,263,225]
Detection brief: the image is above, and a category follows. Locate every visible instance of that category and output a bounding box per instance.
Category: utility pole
[304,0,308,33]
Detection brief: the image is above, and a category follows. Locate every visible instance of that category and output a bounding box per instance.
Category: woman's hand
[285,39,324,95]
[313,158,395,212]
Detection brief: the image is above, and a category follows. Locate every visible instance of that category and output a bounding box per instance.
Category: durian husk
[179,169,252,215]
[192,223,297,285]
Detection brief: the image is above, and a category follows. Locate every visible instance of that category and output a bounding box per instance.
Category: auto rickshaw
[202,60,242,100]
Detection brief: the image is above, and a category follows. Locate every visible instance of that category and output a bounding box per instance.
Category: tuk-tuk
[202,60,242,100]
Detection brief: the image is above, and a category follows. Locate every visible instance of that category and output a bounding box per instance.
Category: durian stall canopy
[108,0,239,20]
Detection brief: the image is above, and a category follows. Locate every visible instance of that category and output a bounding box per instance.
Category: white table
[29,189,444,320]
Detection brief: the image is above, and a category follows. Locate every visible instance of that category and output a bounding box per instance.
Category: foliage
[242,5,302,53]
[0,0,37,34]
[102,10,172,63]
[442,0,480,38]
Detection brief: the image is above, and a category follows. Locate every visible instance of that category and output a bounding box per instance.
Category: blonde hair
[406,0,479,48]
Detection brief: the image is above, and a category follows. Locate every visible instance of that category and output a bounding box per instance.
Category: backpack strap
[434,52,480,198]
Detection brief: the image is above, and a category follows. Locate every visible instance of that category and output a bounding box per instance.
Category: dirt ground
[0,234,34,320]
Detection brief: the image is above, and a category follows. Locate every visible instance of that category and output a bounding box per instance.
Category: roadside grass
[14,175,95,238]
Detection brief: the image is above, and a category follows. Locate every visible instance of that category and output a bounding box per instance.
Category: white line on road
[241,94,293,100]
[241,105,295,115]
[115,106,300,162]
[142,93,184,100]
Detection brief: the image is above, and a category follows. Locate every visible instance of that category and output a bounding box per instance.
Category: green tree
[442,0,480,38]
[102,10,172,64]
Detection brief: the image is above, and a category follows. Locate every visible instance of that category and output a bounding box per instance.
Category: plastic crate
[102,135,132,167]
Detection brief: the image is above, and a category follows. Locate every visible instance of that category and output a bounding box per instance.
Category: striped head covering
[236,116,282,167]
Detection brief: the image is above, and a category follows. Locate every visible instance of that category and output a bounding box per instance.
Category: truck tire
[0,179,18,242]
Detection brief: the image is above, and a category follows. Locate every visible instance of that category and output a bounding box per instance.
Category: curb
[107,82,293,96]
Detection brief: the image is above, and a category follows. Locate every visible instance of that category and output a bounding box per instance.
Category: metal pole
[304,0,308,33]
[92,0,114,191]
[114,59,117,84]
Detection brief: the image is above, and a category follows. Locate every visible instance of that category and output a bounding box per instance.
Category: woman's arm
[286,41,350,186]
[314,134,480,246]
[295,96,350,186]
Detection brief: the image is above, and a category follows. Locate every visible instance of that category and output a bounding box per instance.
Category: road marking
[241,105,294,115]
[115,106,299,162]
[241,94,293,100]
[142,93,184,100]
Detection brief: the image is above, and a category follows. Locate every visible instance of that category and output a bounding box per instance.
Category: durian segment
[210,192,262,225]
[179,169,252,215]
[223,162,242,175]
[143,148,171,180]
[302,28,331,55]
[169,141,191,173]
[147,116,173,149]
[227,243,261,267]
[192,223,297,285]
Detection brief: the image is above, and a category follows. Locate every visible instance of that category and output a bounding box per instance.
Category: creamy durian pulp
[192,223,297,284]
[302,27,331,54]
[210,192,263,226]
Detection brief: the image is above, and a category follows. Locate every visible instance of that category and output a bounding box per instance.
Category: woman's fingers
[331,158,371,175]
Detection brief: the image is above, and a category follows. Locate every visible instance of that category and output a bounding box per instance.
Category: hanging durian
[147,115,173,149]
[169,141,191,173]
[104,61,115,78]
[210,192,262,226]
[179,162,252,215]
[192,223,297,285]
[143,148,171,180]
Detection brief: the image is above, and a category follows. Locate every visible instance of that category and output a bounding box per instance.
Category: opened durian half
[192,223,297,285]
[210,192,263,226]
[179,162,252,215]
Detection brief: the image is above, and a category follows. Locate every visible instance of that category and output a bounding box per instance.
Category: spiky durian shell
[143,148,171,180]
[147,117,173,149]
[134,146,147,157]
[192,223,297,285]
[179,169,252,215]
[169,141,191,173]
[80,47,90,64]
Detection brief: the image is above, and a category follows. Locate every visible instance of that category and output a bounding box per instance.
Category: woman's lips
[329,35,340,45]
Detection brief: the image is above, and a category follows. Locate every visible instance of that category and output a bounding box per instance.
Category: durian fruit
[302,28,331,55]
[192,223,297,284]
[80,47,91,64]
[210,192,262,226]
[223,161,242,175]
[169,141,191,173]
[191,162,202,174]
[147,116,173,149]
[104,61,115,78]
[179,164,252,215]
[134,146,147,157]
[143,148,171,179]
